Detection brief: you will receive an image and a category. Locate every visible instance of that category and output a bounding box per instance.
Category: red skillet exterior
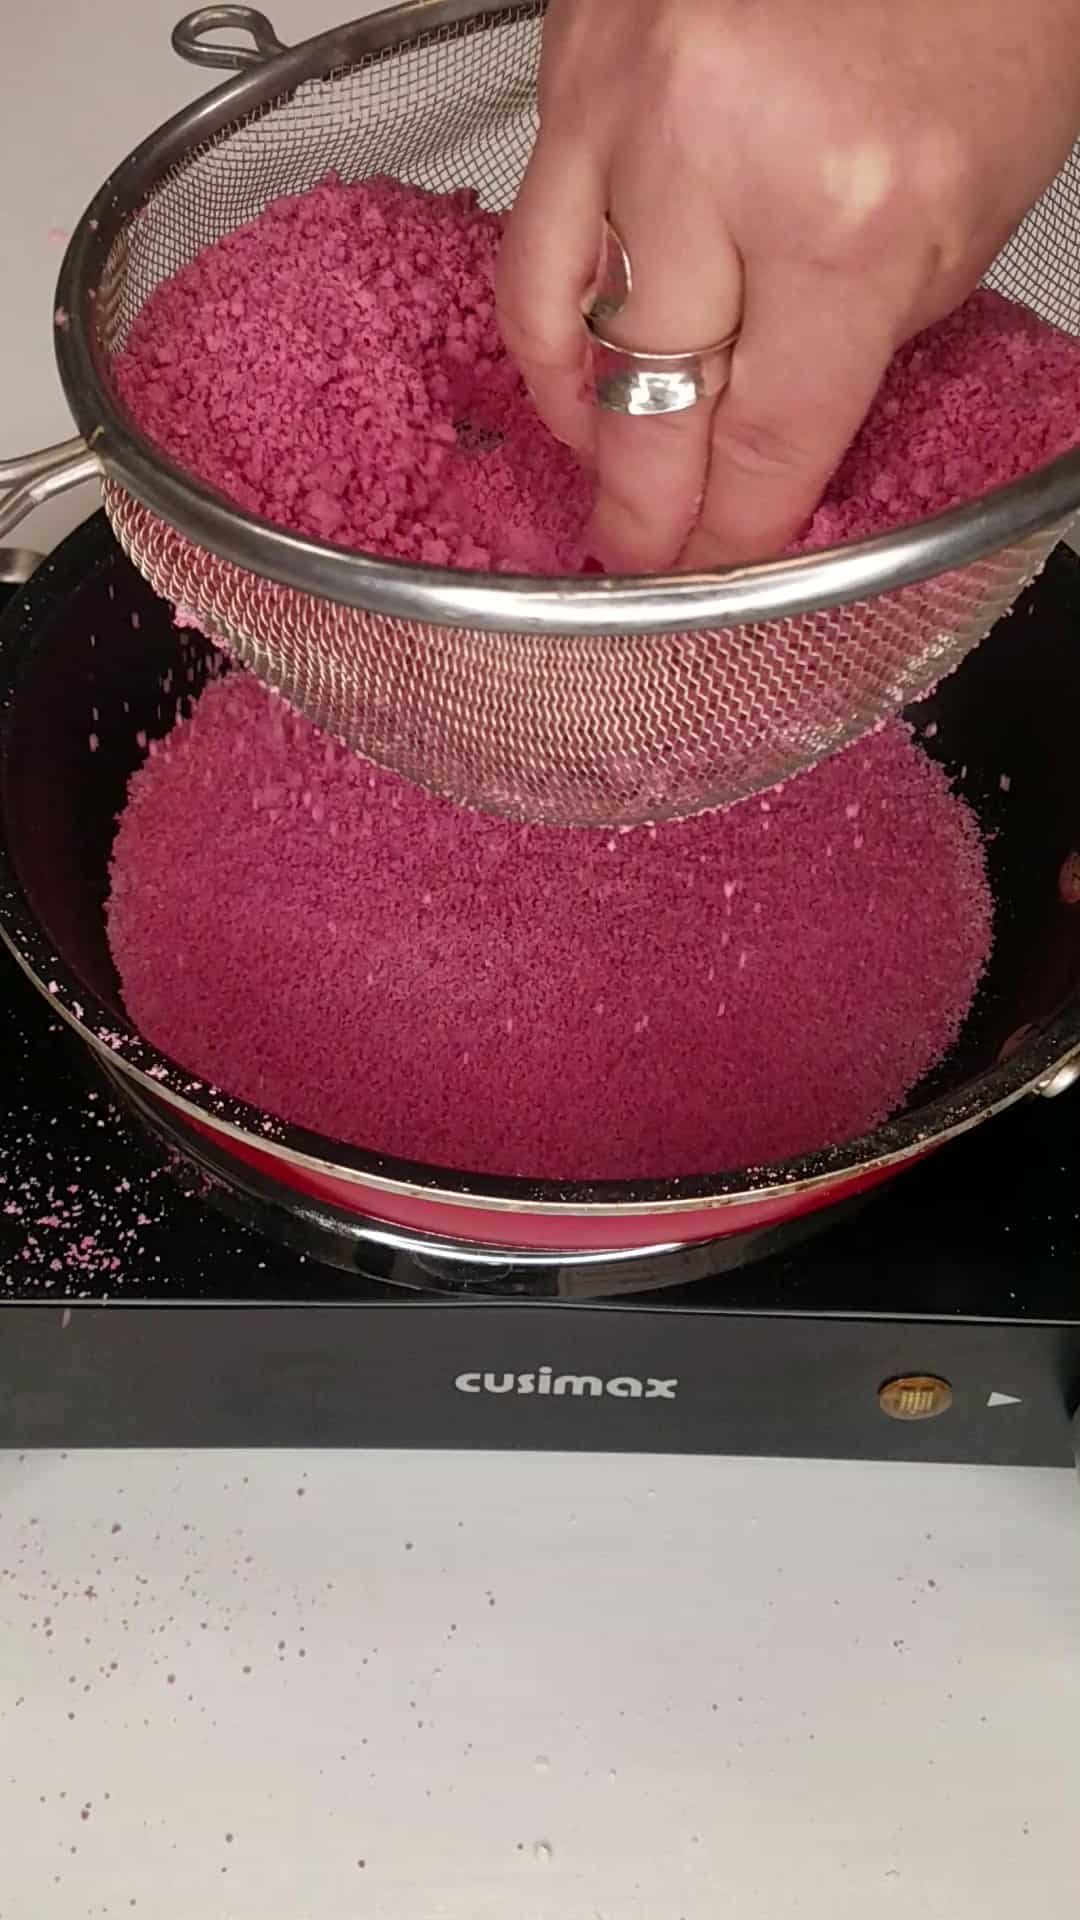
[188,1111,919,1249]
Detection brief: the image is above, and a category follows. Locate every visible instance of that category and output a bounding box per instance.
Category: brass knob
[878,1375,953,1421]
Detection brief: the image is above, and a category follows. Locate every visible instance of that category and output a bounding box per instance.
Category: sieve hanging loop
[171,6,289,72]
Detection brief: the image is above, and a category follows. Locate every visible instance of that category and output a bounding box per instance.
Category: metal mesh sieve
[6,1,1080,825]
[99,488,1063,823]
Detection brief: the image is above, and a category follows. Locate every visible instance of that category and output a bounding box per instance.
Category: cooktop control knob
[878,1375,953,1421]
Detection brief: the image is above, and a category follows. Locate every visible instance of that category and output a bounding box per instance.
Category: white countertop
[4,4,1080,1915]
[5,1449,1080,1919]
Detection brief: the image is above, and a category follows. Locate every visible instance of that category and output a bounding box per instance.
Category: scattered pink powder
[0,1114,171,1293]
[106,677,991,1179]
[112,174,1080,572]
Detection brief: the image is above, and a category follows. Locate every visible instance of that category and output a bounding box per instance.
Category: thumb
[497,137,605,455]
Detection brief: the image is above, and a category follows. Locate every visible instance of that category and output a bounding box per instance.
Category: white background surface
[4,3,1080,1916]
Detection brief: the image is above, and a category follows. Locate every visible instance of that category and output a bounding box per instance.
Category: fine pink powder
[112,175,1080,569]
[107,682,991,1180]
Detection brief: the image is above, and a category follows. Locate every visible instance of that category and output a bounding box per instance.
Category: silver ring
[585,220,740,417]
[587,329,741,416]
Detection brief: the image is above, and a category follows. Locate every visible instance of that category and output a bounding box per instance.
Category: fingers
[587,165,743,573]
[496,137,606,455]
[681,264,897,569]
[499,95,894,574]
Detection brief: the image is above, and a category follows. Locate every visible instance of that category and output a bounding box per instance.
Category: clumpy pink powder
[107,680,990,1180]
[112,174,1080,570]
[113,176,590,573]
[799,290,1080,548]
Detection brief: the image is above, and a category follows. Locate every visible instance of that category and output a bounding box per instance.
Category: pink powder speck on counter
[106,676,992,1180]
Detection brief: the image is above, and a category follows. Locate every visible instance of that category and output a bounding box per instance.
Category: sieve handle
[171,6,288,71]
[0,440,102,542]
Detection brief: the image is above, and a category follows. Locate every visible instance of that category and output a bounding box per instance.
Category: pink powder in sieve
[107,680,991,1179]
[112,174,1080,571]
[113,176,590,574]
[797,292,1080,549]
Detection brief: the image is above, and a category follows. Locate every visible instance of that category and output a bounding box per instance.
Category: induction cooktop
[2,935,1079,1465]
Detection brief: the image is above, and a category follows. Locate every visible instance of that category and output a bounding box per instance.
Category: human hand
[496,0,1080,572]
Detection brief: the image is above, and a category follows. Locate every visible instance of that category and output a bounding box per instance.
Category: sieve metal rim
[34,0,1080,638]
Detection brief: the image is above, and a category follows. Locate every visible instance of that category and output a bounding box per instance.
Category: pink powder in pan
[107,681,990,1179]
[112,174,1080,571]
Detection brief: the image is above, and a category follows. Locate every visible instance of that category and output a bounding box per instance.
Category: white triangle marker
[986,1391,1023,1408]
